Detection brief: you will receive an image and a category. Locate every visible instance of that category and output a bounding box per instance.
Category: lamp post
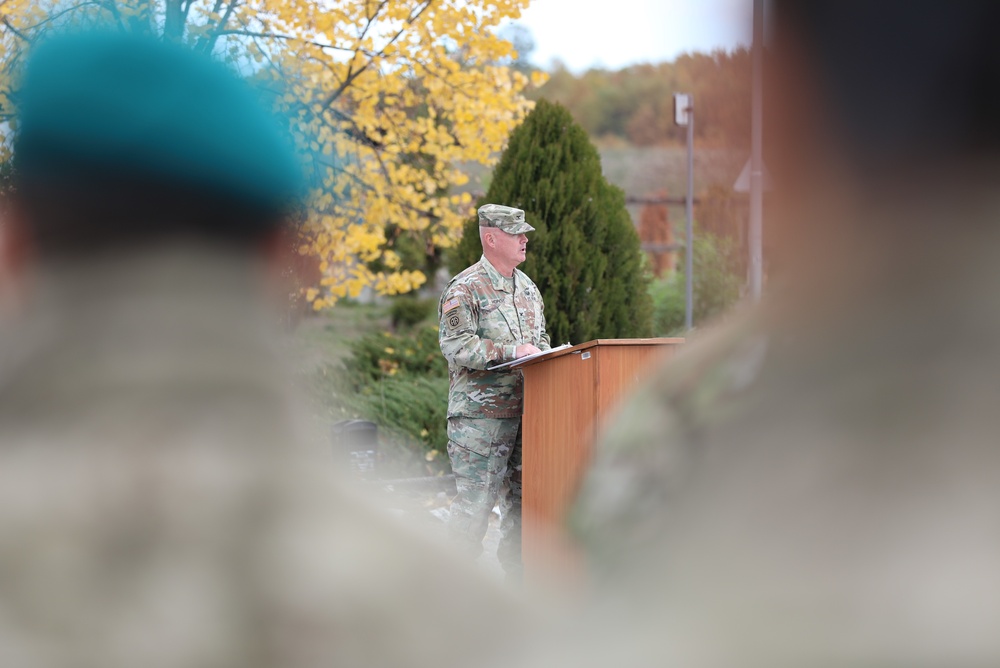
[674,92,694,330]
[749,0,764,299]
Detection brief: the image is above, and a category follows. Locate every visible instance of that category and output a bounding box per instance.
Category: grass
[290,301,392,369]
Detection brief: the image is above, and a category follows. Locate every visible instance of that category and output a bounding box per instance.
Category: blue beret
[14,31,304,215]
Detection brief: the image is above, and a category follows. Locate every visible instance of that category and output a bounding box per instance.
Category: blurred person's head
[767,1,1000,296]
[771,1,1000,183]
[544,7,1000,668]
[2,30,302,276]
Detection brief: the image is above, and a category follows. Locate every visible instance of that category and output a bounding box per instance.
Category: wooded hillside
[530,49,751,149]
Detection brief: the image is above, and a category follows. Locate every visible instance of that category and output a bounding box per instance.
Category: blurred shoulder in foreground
[558,2,1000,665]
[0,30,521,668]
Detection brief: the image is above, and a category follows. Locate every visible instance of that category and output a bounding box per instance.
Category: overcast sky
[509,0,753,72]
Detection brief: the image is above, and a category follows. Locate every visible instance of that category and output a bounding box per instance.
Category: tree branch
[212,29,356,53]
[319,0,433,110]
[199,0,240,54]
[191,0,223,51]
[0,16,31,43]
[100,0,127,31]
[12,1,108,35]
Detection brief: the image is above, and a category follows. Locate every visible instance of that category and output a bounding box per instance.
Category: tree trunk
[163,0,184,41]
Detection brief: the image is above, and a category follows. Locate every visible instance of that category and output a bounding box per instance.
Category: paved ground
[476,508,504,579]
[373,482,504,582]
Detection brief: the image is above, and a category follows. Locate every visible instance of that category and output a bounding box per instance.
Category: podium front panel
[521,350,596,573]
[519,339,683,581]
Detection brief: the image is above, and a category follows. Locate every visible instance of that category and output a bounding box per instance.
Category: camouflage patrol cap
[478,204,535,234]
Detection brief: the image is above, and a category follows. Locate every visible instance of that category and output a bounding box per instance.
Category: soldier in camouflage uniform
[439,204,551,578]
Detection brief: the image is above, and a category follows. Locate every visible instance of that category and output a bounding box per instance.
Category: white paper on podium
[491,343,573,370]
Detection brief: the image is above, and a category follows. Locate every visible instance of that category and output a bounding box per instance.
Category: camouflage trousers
[446,417,522,576]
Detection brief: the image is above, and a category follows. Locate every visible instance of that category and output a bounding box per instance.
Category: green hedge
[351,374,450,457]
[345,324,447,384]
[651,230,740,335]
[389,296,437,330]
[332,324,451,467]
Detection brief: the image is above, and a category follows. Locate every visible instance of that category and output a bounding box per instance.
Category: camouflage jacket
[569,308,768,570]
[438,256,551,418]
[0,247,524,667]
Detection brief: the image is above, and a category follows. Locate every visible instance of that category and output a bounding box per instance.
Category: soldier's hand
[515,344,542,358]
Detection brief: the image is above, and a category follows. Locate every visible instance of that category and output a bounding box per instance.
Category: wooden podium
[512,338,684,580]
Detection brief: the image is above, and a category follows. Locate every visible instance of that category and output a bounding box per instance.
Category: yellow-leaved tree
[0,0,542,306]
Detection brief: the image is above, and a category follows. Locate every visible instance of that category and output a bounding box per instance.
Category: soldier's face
[493,229,528,266]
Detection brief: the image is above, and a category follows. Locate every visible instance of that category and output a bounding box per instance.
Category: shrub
[449,99,652,345]
[345,324,447,384]
[651,230,741,335]
[389,296,436,331]
[650,274,686,336]
[329,324,450,465]
[351,374,450,462]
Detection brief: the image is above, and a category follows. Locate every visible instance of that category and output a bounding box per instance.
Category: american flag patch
[443,298,460,313]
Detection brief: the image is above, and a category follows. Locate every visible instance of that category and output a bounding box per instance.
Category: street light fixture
[673,92,694,330]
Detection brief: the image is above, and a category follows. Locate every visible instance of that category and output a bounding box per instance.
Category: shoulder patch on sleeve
[443,298,460,313]
[445,307,468,332]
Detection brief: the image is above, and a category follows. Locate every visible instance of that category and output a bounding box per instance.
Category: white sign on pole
[673,93,691,126]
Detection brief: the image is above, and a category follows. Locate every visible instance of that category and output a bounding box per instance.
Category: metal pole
[685,98,694,330]
[748,0,764,299]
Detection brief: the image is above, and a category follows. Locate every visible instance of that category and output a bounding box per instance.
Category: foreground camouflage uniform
[0,32,524,668]
[570,308,768,569]
[439,205,550,575]
[501,4,1000,666]
[556,233,1000,666]
[0,250,528,668]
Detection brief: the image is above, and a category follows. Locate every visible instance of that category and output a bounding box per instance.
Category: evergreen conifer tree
[450,100,652,344]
